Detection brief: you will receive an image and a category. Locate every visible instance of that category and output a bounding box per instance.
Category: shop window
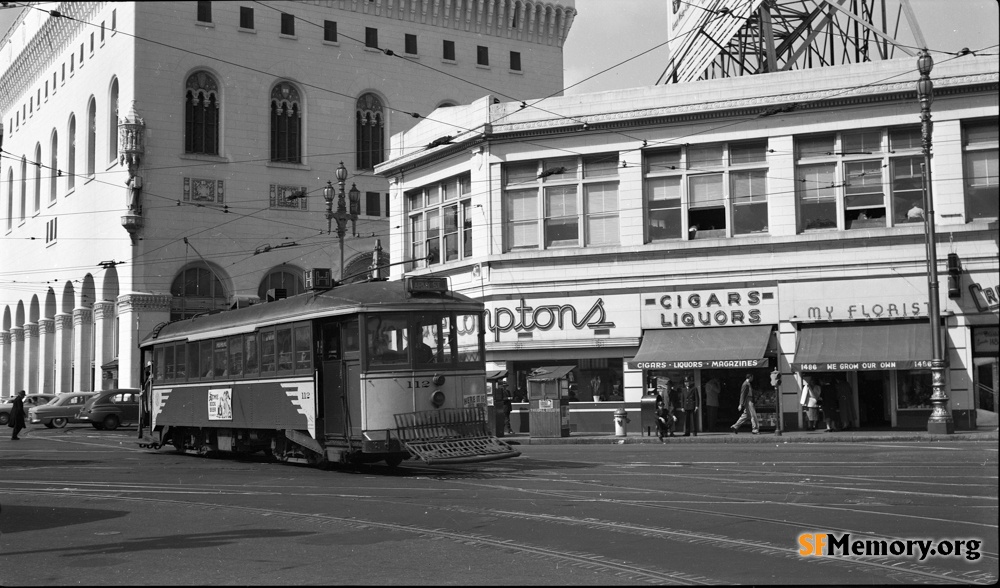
[796,126,924,231]
[503,154,619,251]
[644,141,767,241]
[962,119,999,221]
[896,370,933,410]
[407,173,472,268]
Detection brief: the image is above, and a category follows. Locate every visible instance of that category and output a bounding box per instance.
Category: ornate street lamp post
[916,49,953,435]
[324,162,360,281]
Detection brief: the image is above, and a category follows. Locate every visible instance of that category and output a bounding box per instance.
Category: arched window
[87,98,96,176]
[257,267,304,300]
[185,71,219,155]
[270,82,301,163]
[50,131,58,202]
[68,115,76,190]
[356,93,384,169]
[33,143,41,213]
[108,78,119,162]
[5,169,12,230]
[19,157,26,221]
[169,264,228,321]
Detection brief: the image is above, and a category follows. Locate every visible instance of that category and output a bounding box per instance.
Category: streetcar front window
[413,314,452,365]
[367,315,409,366]
[175,343,187,379]
[154,347,165,381]
[456,313,483,362]
[164,345,176,380]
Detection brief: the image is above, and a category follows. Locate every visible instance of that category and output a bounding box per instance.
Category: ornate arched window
[6,169,12,230]
[108,78,119,161]
[19,156,26,221]
[50,131,58,202]
[355,93,384,169]
[270,82,301,163]
[86,97,96,176]
[169,264,228,321]
[257,267,304,300]
[68,115,76,190]
[185,71,219,155]
[33,143,41,213]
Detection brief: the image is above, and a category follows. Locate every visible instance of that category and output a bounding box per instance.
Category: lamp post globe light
[916,49,953,435]
[323,162,361,281]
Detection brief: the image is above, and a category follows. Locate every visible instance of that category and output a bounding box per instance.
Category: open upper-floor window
[645,140,769,241]
[504,154,620,251]
[796,127,924,232]
[407,173,472,269]
[963,119,998,221]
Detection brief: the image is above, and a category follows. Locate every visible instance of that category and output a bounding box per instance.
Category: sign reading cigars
[639,287,778,330]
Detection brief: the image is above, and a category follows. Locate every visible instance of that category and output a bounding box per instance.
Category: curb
[505,430,999,445]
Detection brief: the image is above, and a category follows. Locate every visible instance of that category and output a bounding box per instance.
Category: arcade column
[72,307,94,392]
[53,313,74,393]
[92,301,116,391]
[9,326,24,395]
[117,294,172,388]
[23,322,39,394]
[37,318,55,395]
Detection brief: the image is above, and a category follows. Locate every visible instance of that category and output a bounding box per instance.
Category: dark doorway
[858,370,890,427]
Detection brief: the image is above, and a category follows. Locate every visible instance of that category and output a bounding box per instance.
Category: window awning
[627,326,772,370]
[486,370,507,381]
[527,366,576,382]
[791,321,932,371]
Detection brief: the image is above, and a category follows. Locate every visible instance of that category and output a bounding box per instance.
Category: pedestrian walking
[8,390,27,440]
[730,374,759,434]
[835,376,856,430]
[681,376,699,436]
[821,379,840,432]
[500,383,514,435]
[704,377,720,432]
[800,376,822,430]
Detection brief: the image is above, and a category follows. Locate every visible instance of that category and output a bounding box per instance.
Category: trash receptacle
[527,366,573,438]
[640,388,660,436]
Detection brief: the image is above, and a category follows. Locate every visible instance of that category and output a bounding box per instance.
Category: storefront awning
[791,321,932,371]
[486,370,507,381]
[627,326,772,370]
[527,366,576,382]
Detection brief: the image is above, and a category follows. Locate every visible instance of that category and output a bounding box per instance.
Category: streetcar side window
[199,340,214,378]
[261,329,276,374]
[228,336,244,377]
[344,319,360,353]
[188,342,200,380]
[294,324,312,371]
[164,345,176,380]
[154,347,165,381]
[174,342,187,380]
[456,313,483,363]
[367,315,409,367]
[276,327,294,373]
[213,339,229,377]
[244,333,259,376]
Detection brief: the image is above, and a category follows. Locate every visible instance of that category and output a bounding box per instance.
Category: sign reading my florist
[639,287,779,329]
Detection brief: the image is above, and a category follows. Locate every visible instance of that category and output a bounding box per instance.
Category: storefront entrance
[857,370,891,427]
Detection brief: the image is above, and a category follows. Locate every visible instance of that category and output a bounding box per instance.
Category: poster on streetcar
[208,388,233,421]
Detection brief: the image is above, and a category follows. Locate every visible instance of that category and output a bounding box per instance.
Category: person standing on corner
[800,375,822,431]
[704,377,721,432]
[681,376,699,436]
[835,376,856,430]
[730,374,759,435]
[9,390,27,440]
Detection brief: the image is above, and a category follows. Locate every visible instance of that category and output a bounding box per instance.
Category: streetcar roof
[141,280,483,347]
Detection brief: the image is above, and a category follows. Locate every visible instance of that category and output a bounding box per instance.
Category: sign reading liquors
[639,287,778,329]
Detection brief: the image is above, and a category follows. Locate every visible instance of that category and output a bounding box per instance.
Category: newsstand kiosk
[527,366,573,438]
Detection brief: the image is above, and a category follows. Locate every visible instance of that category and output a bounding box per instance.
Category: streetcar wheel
[0,413,9,426]
[44,422,55,429]
[51,417,68,428]
[102,415,120,431]
[384,455,404,468]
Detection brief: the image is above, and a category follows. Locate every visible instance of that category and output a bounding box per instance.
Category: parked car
[76,389,141,431]
[28,392,96,428]
[0,394,57,426]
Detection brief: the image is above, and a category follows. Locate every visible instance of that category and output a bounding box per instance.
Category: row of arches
[184,70,386,170]
[4,79,118,231]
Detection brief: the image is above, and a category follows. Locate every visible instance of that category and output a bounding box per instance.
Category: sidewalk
[500,426,999,445]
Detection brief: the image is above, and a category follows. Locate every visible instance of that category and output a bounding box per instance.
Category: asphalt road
[1,426,997,585]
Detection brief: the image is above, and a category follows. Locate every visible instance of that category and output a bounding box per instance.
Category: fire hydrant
[614,408,630,437]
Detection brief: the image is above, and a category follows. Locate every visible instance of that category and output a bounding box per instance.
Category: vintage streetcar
[138,274,519,467]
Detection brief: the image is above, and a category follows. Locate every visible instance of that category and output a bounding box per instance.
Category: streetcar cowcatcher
[394,407,520,465]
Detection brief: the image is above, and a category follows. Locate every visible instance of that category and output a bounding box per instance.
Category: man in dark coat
[680,376,699,436]
[731,374,760,434]
[9,390,27,440]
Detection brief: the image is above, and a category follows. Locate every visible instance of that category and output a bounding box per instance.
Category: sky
[1,1,998,96]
